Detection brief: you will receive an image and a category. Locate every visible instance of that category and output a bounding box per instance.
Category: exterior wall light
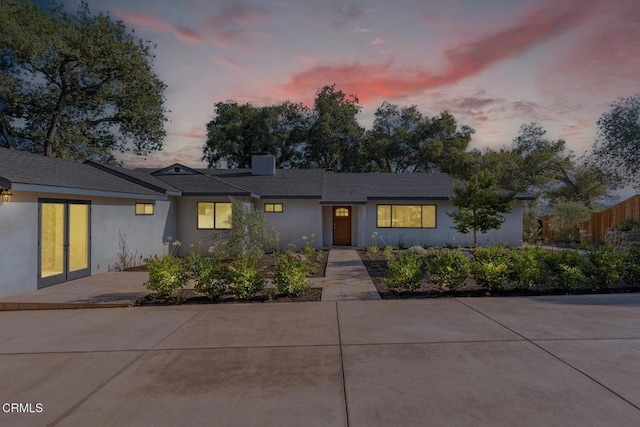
[1,188,13,203]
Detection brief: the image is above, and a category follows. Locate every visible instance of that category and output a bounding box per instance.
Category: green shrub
[144,255,189,296]
[187,252,229,300]
[473,260,510,290]
[228,254,265,299]
[615,218,640,232]
[383,250,423,292]
[623,247,640,286]
[509,248,546,289]
[366,246,379,255]
[543,250,585,290]
[383,245,394,259]
[274,253,311,296]
[585,245,626,290]
[428,250,471,291]
[474,245,509,264]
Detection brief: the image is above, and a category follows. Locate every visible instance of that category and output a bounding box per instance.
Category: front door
[38,200,91,288]
[333,206,351,246]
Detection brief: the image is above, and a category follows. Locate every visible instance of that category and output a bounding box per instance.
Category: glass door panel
[40,203,65,279]
[68,204,89,272]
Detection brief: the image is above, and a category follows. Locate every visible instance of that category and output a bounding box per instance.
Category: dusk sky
[70,0,640,167]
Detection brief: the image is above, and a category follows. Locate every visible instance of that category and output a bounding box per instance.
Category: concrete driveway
[1,295,640,426]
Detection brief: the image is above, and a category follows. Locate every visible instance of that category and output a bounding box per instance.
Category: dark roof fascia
[6,183,166,200]
[367,196,451,201]
[260,195,322,200]
[84,161,182,196]
[319,201,367,205]
[181,191,254,197]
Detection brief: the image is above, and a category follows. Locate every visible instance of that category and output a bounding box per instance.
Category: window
[197,202,232,229]
[135,203,154,215]
[264,203,283,213]
[335,207,349,217]
[376,204,436,228]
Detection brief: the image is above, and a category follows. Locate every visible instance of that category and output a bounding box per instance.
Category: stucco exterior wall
[363,200,524,248]
[0,191,38,298]
[0,190,172,298]
[256,199,323,250]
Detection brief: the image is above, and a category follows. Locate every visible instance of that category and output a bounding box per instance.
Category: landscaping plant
[144,254,189,296]
[428,250,471,291]
[623,247,640,285]
[383,250,423,292]
[188,252,229,300]
[509,247,546,290]
[274,253,311,296]
[585,245,626,290]
[228,254,266,299]
[542,250,586,291]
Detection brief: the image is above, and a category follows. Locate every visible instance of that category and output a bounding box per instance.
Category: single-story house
[0,149,532,298]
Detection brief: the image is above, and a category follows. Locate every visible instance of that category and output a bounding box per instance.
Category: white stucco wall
[363,200,524,248]
[0,191,38,298]
[256,199,323,250]
[0,190,173,298]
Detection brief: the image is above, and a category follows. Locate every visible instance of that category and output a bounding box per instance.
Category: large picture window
[197,202,232,229]
[376,204,436,228]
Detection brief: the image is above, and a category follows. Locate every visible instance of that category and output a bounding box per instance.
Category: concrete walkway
[0,272,149,310]
[314,248,380,302]
[1,294,640,426]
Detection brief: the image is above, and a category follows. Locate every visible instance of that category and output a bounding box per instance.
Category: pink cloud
[283,0,595,103]
[370,38,385,46]
[174,126,206,140]
[114,11,201,44]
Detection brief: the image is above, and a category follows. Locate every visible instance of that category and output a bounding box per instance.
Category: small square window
[264,203,283,213]
[135,203,154,215]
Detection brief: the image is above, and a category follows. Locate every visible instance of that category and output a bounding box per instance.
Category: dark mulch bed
[125,250,329,278]
[358,250,640,299]
[136,287,322,306]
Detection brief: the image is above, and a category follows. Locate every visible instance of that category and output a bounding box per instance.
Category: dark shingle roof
[85,162,180,194]
[148,172,252,196]
[321,172,458,203]
[0,148,163,197]
[201,168,325,198]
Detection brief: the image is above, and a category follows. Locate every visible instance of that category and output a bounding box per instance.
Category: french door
[38,200,91,288]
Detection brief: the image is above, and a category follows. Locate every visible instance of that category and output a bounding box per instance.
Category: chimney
[251,152,276,176]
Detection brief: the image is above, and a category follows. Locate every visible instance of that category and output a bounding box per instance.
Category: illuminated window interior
[264,203,283,213]
[135,203,154,215]
[198,202,232,229]
[376,204,436,228]
[335,207,349,217]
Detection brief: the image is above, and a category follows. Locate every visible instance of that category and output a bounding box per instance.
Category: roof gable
[151,163,201,176]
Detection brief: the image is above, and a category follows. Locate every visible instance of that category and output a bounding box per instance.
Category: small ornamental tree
[448,172,515,246]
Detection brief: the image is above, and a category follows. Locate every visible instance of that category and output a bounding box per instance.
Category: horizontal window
[135,203,154,215]
[376,204,436,228]
[264,203,283,213]
[197,202,232,230]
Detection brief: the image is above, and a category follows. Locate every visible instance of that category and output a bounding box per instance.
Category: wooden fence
[542,194,640,242]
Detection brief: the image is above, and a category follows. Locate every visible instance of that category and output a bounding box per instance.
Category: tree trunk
[0,112,14,149]
[44,83,67,157]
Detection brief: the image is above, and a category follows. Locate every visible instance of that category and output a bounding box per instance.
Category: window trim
[376,204,437,229]
[264,203,283,213]
[197,201,232,230]
[135,202,154,216]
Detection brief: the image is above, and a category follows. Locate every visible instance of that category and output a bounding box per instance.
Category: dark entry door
[333,206,351,246]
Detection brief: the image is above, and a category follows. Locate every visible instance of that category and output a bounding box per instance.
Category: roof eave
[7,183,166,200]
